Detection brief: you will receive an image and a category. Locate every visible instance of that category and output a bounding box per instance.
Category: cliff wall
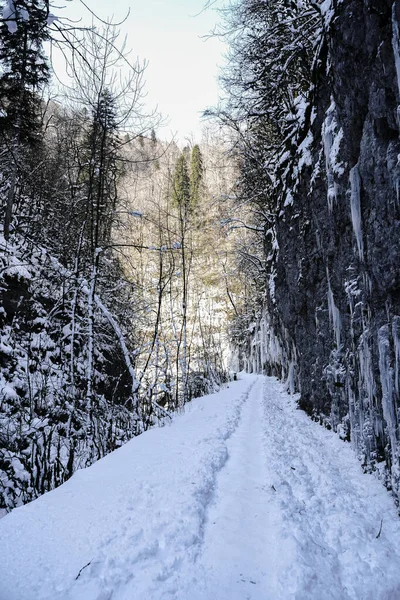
[247,0,400,498]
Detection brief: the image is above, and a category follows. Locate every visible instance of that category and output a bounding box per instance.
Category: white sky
[54,0,226,142]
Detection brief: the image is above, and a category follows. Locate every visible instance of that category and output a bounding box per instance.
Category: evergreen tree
[0,0,50,142]
[86,87,120,253]
[172,153,190,213]
[0,0,51,239]
[171,152,192,405]
[190,144,203,208]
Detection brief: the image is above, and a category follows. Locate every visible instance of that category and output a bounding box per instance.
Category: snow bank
[0,377,252,600]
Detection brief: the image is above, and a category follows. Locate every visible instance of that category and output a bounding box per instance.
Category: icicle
[359,334,372,404]
[362,272,372,295]
[268,270,276,304]
[392,4,400,102]
[322,101,337,212]
[378,325,398,463]
[392,316,400,394]
[349,165,364,260]
[326,268,341,348]
[286,361,295,395]
[260,317,266,371]
[348,386,357,448]
[322,100,344,212]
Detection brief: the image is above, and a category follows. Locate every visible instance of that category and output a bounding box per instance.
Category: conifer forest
[1,0,400,535]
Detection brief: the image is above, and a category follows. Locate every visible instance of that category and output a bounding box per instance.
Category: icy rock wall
[251,0,400,500]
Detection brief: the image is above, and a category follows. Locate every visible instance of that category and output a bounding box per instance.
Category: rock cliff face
[247,0,400,499]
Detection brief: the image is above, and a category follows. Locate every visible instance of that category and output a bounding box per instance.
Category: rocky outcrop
[248,0,400,499]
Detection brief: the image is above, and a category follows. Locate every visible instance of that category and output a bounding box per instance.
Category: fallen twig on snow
[75,560,92,580]
[376,518,383,539]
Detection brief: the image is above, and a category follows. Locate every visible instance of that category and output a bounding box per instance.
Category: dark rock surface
[247,0,400,499]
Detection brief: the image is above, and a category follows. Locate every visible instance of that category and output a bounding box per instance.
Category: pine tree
[172,153,190,212]
[79,88,121,409]
[86,87,120,253]
[0,0,51,239]
[190,144,203,208]
[0,0,50,142]
[171,153,192,405]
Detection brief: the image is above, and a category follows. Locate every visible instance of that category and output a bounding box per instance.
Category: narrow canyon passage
[2,375,400,600]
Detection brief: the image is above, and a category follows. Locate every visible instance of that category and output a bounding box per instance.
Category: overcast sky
[55,0,226,142]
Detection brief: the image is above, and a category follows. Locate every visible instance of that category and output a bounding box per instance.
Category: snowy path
[176,376,295,600]
[1,375,400,600]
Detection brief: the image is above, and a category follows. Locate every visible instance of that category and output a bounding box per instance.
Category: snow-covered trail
[176,376,400,600]
[2,375,400,600]
[177,376,295,600]
[260,378,400,600]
